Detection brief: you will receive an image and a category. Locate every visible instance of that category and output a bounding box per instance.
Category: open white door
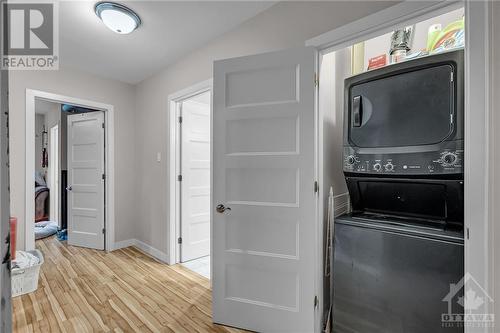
[180,96,211,262]
[213,47,318,332]
[67,111,105,250]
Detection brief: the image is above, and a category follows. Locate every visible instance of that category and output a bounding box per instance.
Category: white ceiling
[59,1,275,84]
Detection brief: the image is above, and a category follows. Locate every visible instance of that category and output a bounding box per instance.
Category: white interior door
[49,124,59,224]
[213,47,318,332]
[181,95,211,262]
[67,111,105,250]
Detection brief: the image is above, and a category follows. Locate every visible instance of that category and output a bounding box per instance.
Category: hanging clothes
[41,126,48,168]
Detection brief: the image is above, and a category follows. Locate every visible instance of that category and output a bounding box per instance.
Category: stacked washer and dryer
[333,50,465,333]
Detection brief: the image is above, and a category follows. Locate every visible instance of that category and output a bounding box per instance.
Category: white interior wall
[44,103,60,132]
[34,114,45,174]
[9,67,136,250]
[134,0,397,258]
[319,47,352,321]
[42,102,61,224]
[42,101,61,184]
[319,47,351,206]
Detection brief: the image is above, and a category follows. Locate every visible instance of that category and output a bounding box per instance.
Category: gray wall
[134,1,396,256]
[34,114,45,174]
[8,1,398,253]
[9,67,137,250]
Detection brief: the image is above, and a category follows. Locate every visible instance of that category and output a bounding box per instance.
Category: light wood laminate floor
[12,236,244,333]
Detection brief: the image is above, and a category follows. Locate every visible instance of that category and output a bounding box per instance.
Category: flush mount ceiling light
[95,2,141,34]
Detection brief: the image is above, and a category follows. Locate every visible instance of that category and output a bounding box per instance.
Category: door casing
[25,90,115,251]
[48,124,60,225]
[167,79,213,265]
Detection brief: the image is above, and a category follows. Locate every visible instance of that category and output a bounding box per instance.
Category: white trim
[26,89,115,252]
[167,79,213,265]
[134,239,169,263]
[48,124,59,225]
[489,0,500,324]
[464,1,494,329]
[113,238,135,250]
[306,1,463,52]
[112,238,169,263]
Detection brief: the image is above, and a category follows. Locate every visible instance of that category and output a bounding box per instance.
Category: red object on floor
[10,217,16,260]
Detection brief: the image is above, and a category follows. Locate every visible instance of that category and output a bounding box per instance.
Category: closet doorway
[26,90,115,252]
[32,98,106,250]
[168,80,212,279]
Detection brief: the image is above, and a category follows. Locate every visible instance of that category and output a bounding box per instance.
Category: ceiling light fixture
[95,2,141,34]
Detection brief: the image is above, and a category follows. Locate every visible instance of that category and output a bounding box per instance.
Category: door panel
[213,47,317,333]
[181,96,211,262]
[67,112,104,250]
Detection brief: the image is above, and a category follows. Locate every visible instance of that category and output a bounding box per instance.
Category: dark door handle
[216,204,231,213]
[352,95,362,127]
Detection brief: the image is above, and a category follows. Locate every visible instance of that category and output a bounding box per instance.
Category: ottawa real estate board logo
[442,273,495,328]
[2,1,59,70]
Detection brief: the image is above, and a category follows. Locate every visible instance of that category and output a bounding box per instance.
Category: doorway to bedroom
[169,81,212,279]
[33,98,106,250]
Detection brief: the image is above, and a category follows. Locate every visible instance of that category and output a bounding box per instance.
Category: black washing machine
[333,50,465,332]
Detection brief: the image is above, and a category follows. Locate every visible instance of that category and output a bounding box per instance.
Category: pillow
[35,171,46,187]
[34,221,58,239]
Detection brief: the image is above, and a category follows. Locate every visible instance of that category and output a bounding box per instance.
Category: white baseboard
[112,238,169,263]
[134,239,169,263]
[112,239,135,250]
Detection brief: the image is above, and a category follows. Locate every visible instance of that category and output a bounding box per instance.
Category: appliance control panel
[343,144,464,175]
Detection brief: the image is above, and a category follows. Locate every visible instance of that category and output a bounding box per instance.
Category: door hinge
[314,73,319,87]
[314,295,319,308]
[466,227,470,239]
[102,228,105,234]
[450,71,454,82]
[102,173,105,180]
[178,116,183,124]
[314,181,319,193]
[102,122,105,129]
[178,237,182,244]
[177,175,182,181]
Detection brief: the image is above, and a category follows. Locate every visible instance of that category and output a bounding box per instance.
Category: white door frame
[48,124,59,225]
[26,89,115,251]
[307,1,496,331]
[167,79,212,265]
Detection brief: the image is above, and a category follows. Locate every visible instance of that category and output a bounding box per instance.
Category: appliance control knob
[442,152,458,166]
[384,162,394,171]
[346,155,356,165]
[373,163,382,172]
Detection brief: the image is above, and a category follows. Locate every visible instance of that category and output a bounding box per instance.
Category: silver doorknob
[216,204,231,213]
[66,186,72,191]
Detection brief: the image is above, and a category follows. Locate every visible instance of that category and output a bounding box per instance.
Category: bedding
[34,221,58,240]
